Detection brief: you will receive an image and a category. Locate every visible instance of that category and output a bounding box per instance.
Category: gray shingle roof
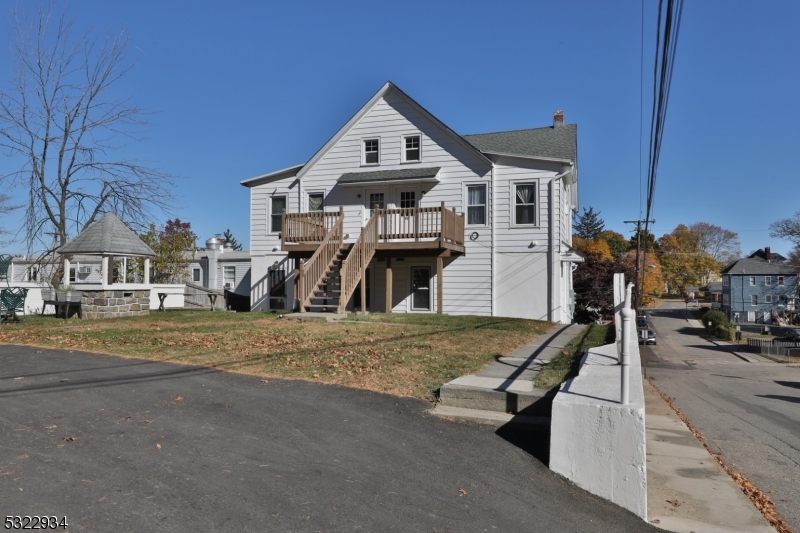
[463,124,577,162]
[721,257,797,276]
[338,167,441,184]
[58,213,156,257]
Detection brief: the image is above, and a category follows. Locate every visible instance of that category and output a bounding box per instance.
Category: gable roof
[338,167,441,185]
[57,212,156,257]
[721,257,797,276]
[295,82,492,181]
[240,164,304,188]
[747,249,787,262]
[463,124,578,162]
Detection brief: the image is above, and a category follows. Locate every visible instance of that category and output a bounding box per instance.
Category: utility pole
[624,219,655,313]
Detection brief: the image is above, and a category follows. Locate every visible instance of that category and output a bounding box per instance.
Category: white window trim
[408,264,434,313]
[223,266,236,290]
[269,195,287,234]
[306,191,325,212]
[778,276,785,286]
[765,294,773,304]
[749,276,756,286]
[401,133,422,164]
[464,182,489,228]
[765,276,772,286]
[510,180,539,228]
[361,137,380,166]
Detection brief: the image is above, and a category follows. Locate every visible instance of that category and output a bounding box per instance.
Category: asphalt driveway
[0,345,656,532]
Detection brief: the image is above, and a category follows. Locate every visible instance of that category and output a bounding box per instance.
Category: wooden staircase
[303,248,346,313]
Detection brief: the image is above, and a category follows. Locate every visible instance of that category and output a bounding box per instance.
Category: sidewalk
[644,380,774,532]
[433,324,587,424]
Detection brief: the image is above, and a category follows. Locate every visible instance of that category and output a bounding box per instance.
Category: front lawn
[0,311,554,401]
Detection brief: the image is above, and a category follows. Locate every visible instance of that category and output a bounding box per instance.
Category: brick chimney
[553,110,564,128]
[765,247,771,262]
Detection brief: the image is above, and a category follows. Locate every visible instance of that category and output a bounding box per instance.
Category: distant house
[185,236,252,310]
[241,82,581,322]
[721,248,797,323]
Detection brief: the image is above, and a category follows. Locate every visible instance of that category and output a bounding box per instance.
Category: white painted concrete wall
[549,340,647,520]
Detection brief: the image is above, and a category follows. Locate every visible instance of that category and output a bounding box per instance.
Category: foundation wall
[81,289,151,319]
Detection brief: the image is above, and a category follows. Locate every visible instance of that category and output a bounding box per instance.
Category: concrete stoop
[439,376,555,417]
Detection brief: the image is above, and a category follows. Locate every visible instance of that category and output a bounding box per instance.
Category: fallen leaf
[458,488,467,496]
[141,420,153,424]
[260,379,269,384]
[651,519,660,524]
[155,443,161,450]
[45,425,57,430]
[60,379,69,382]
[173,396,183,402]
[62,436,76,442]
[667,499,681,507]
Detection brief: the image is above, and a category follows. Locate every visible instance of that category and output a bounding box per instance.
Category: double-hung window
[223,266,236,290]
[271,196,286,233]
[765,294,773,304]
[751,295,758,306]
[749,276,756,286]
[403,135,420,162]
[363,139,379,165]
[765,276,772,286]
[466,185,486,225]
[778,276,785,286]
[308,193,324,212]
[514,183,536,225]
[192,268,201,283]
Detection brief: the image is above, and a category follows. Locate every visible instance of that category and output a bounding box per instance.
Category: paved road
[0,345,657,533]
[645,301,800,532]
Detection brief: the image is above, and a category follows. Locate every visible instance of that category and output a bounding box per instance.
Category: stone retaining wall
[81,289,151,319]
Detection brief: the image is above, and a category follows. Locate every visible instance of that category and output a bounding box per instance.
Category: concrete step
[286,312,347,322]
[439,376,556,416]
[431,405,550,431]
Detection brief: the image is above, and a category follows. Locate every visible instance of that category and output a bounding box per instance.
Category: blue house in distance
[721,248,798,323]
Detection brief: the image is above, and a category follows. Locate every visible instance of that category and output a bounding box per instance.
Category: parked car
[636,317,648,329]
[782,329,800,342]
[639,330,657,345]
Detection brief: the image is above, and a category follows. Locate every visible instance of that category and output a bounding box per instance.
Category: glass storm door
[411,267,431,311]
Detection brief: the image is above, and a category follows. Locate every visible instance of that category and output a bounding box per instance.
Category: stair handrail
[297,207,344,311]
[338,209,378,313]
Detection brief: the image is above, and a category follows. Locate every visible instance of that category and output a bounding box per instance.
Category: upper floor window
[765,276,772,286]
[467,184,486,225]
[403,135,420,162]
[270,196,286,233]
[751,294,758,306]
[308,193,324,212]
[722,275,730,287]
[363,139,379,165]
[765,294,773,304]
[778,276,785,286]
[69,267,76,283]
[514,183,536,225]
[749,276,756,286]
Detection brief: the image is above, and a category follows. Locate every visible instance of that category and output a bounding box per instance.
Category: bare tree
[0,3,176,260]
[770,211,800,245]
[689,222,741,265]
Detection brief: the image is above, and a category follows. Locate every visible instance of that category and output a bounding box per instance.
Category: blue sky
[1,0,799,256]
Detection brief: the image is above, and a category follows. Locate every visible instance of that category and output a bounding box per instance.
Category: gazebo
[58,212,156,319]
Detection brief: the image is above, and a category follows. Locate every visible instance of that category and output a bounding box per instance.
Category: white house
[184,237,251,296]
[242,82,581,323]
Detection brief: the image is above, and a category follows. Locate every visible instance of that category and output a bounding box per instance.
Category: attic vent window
[363,139,379,165]
[404,135,420,162]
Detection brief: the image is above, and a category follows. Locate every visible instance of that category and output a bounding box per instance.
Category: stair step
[304,305,341,312]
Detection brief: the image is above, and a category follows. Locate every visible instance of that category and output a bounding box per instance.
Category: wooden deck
[281,204,465,255]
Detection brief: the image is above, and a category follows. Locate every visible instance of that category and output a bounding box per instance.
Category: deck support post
[360,267,367,314]
[385,257,392,314]
[437,255,443,315]
[297,259,305,313]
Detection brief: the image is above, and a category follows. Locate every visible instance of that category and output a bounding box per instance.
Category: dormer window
[403,135,420,162]
[363,139,379,165]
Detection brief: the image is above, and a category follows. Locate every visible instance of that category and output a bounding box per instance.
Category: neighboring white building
[185,237,251,296]
[242,82,581,323]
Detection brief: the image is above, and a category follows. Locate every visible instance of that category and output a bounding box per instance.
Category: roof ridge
[463,124,577,137]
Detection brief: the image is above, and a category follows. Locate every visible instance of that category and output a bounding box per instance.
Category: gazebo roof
[57,213,156,257]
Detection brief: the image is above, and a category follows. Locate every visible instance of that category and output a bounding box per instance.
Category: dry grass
[0,310,554,401]
[533,324,614,390]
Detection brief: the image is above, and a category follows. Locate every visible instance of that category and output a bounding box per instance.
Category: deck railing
[296,207,344,311]
[338,212,378,314]
[283,204,464,248]
[282,210,342,247]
